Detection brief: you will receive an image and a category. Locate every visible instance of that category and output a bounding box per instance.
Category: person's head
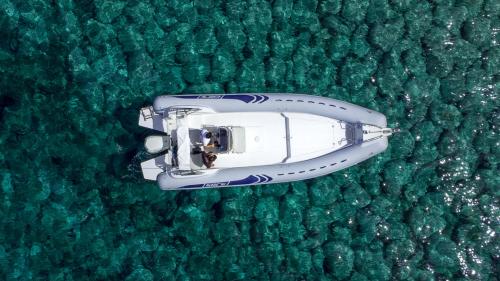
[205,132,212,139]
[208,154,217,162]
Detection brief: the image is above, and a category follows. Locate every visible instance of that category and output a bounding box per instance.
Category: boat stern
[141,155,168,180]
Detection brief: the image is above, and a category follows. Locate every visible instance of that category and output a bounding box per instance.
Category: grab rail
[281,113,291,163]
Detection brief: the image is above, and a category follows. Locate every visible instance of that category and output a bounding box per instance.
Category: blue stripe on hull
[175,94,268,104]
[179,174,273,189]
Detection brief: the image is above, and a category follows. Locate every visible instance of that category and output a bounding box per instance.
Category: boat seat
[190,153,204,170]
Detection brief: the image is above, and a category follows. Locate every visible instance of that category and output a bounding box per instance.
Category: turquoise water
[0,0,499,280]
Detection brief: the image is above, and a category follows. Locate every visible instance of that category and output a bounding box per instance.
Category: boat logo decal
[203,182,229,188]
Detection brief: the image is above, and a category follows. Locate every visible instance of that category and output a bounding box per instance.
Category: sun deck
[283,112,349,163]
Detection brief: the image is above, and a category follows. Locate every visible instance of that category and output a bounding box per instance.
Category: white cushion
[176,126,191,170]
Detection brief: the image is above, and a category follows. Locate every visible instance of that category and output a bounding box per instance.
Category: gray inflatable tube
[153,94,388,190]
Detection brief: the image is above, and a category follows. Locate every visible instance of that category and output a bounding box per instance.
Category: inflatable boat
[139,94,393,190]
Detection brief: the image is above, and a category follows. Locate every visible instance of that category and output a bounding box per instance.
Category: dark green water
[0,0,499,280]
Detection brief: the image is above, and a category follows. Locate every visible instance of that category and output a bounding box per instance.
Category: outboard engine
[144,135,170,154]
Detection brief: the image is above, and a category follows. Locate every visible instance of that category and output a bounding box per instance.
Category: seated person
[201,151,217,168]
[208,140,221,148]
[191,140,219,155]
[200,129,212,146]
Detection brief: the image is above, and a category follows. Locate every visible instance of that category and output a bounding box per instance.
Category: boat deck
[186,111,348,169]
[187,112,288,168]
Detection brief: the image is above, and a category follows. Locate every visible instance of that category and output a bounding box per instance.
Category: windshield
[217,127,229,152]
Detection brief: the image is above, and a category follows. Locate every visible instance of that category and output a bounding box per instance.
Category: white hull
[139,94,391,190]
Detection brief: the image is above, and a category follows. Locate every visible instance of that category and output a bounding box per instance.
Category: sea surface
[0,0,498,280]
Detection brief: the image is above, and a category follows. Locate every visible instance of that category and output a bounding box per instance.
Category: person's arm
[201,152,209,167]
